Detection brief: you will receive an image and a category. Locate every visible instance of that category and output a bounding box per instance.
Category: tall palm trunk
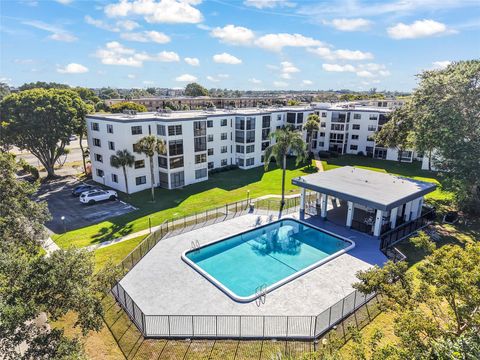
[122,165,129,194]
[281,154,287,208]
[149,155,155,201]
[79,132,87,175]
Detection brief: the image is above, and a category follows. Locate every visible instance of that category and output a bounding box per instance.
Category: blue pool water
[184,219,353,301]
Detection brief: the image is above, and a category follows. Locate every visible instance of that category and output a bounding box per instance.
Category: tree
[109,101,147,113]
[110,150,135,194]
[98,87,120,100]
[1,88,89,178]
[375,60,480,213]
[353,234,480,358]
[303,113,320,153]
[0,153,110,359]
[0,82,11,100]
[287,99,300,106]
[134,135,166,201]
[19,81,70,91]
[185,83,209,97]
[264,128,306,207]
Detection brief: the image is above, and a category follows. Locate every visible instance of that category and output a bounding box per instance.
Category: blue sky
[1,0,479,91]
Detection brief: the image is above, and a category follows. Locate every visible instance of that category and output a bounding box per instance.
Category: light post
[149,216,152,233]
[61,216,66,233]
[102,175,106,186]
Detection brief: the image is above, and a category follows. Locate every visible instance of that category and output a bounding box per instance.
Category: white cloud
[302,79,313,85]
[155,51,180,62]
[57,63,89,74]
[184,57,200,66]
[206,75,220,82]
[328,18,371,32]
[280,73,291,79]
[213,52,242,64]
[210,24,255,45]
[356,70,374,78]
[273,80,288,87]
[322,63,356,72]
[117,20,140,31]
[55,0,73,4]
[85,16,140,32]
[176,73,198,82]
[432,60,451,69]
[127,74,136,79]
[281,61,299,73]
[387,19,454,39]
[249,78,261,84]
[254,33,322,52]
[143,80,155,85]
[104,0,203,24]
[322,62,391,79]
[308,47,373,61]
[22,20,77,42]
[218,73,229,78]
[244,0,296,9]
[121,31,170,43]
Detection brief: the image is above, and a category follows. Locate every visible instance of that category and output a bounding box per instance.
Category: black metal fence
[379,208,435,252]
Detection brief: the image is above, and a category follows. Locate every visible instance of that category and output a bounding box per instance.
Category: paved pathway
[313,153,325,172]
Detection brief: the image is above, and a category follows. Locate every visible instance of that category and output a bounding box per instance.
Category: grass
[93,235,146,272]
[53,158,316,248]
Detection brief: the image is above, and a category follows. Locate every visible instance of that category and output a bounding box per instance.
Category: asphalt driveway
[37,177,136,234]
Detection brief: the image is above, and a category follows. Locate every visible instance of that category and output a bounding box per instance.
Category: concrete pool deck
[119,213,387,317]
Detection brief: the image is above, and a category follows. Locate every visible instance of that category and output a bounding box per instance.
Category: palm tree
[134,135,166,201]
[264,128,306,208]
[110,149,135,195]
[303,113,320,154]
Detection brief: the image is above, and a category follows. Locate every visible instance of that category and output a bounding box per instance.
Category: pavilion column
[373,209,384,237]
[320,193,328,219]
[389,207,398,229]
[299,188,306,220]
[410,198,421,220]
[404,201,413,222]
[346,201,354,227]
[418,197,424,217]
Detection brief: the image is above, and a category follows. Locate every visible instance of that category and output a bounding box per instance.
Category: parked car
[80,190,118,205]
[72,184,98,197]
[69,135,78,141]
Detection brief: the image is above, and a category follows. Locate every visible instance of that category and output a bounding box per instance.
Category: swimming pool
[182,219,355,302]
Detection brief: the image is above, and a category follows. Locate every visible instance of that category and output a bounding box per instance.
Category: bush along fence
[108,194,377,341]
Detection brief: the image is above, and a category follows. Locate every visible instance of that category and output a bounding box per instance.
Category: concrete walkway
[313,152,325,172]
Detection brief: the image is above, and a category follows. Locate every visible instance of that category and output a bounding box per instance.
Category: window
[207,148,214,156]
[366,146,374,153]
[367,125,376,132]
[287,113,296,124]
[235,130,244,143]
[261,141,269,151]
[107,124,113,133]
[262,115,271,128]
[93,138,101,147]
[159,172,169,188]
[246,130,255,143]
[108,141,115,150]
[353,113,361,120]
[207,134,214,142]
[131,126,142,135]
[350,145,358,150]
[169,140,183,156]
[111,174,118,183]
[136,176,146,185]
[246,158,254,166]
[277,115,282,121]
[158,156,168,169]
[221,159,227,166]
[157,124,166,136]
[221,146,227,153]
[246,117,256,130]
[221,119,227,126]
[319,142,324,147]
[134,160,145,169]
[236,145,244,153]
[195,168,207,179]
[319,132,325,137]
[169,156,184,169]
[195,153,207,164]
[237,158,244,166]
[170,171,185,188]
[331,124,345,131]
[194,137,206,152]
[219,132,226,140]
[168,125,182,136]
[91,122,99,131]
[207,120,213,128]
[246,145,255,153]
[193,121,206,136]
[94,153,103,163]
[262,128,270,141]
[296,113,303,124]
[208,161,214,169]
[351,135,359,140]
[321,112,327,117]
[369,115,378,120]
[351,124,360,130]
[96,169,104,177]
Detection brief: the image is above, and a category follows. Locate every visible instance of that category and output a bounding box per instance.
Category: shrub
[357,151,365,157]
[319,150,330,158]
[208,164,239,174]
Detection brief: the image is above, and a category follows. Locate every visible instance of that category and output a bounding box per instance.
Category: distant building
[86,103,419,194]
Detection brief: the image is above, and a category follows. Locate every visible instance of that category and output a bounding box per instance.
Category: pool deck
[119,213,387,317]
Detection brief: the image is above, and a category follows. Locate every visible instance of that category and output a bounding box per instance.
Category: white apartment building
[86,104,417,194]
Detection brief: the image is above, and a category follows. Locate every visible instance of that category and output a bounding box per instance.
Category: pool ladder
[255,284,267,306]
[191,240,200,251]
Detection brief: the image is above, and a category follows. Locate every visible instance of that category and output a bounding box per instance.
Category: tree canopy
[185,82,209,97]
[0,153,112,359]
[109,101,147,113]
[1,88,89,178]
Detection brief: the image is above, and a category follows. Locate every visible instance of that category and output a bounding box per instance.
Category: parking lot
[37,177,136,234]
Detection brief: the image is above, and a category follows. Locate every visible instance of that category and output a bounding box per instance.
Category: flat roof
[292,166,436,211]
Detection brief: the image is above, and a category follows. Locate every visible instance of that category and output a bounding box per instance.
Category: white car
[80,189,118,205]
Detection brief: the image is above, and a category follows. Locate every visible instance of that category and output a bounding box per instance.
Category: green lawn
[53,158,316,248]
[93,234,146,272]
